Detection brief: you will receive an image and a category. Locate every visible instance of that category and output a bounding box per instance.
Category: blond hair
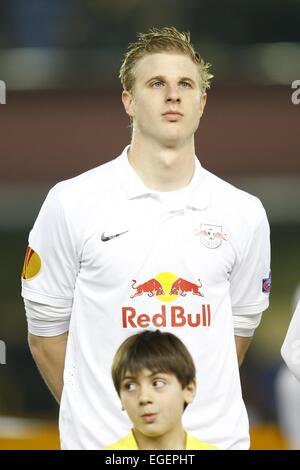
[119,27,213,94]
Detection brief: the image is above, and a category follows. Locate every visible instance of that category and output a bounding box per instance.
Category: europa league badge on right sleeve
[22,246,42,280]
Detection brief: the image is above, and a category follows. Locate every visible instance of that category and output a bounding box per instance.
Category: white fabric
[275,365,300,449]
[281,299,300,383]
[21,145,271,450]
[233,312,262,337]
[24,302,262,339]
[24,299,71,336]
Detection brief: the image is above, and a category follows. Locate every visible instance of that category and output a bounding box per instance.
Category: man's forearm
[235,335,253,367]
[28,332,68,404]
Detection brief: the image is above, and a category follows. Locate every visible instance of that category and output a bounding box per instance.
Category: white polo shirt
[21,146,271,450]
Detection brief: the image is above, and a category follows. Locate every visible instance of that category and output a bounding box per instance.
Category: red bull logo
[130,279,165,298]
[122,304,211,329]
[130,276,204,298]
[169,278,203,297]
[122,272,211,329]
[195,224,227,249]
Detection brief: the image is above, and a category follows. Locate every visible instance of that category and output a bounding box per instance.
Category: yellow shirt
[103,430,218,450]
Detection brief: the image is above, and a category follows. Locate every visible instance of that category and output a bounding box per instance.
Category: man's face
[119,368,195,438]
[122,52,207,147]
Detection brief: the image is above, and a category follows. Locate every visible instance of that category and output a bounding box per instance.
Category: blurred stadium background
[0,0,300,450]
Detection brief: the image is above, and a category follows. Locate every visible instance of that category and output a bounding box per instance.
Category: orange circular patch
[22,247,42,280]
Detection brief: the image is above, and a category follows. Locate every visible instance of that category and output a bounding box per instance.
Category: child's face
[119,368,196,438]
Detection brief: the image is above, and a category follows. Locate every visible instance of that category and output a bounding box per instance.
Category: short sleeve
[21,185,79,307]
[281,300,300,382]
[230,202,271,315]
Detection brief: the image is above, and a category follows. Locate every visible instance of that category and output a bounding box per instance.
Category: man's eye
[180,81,191,88]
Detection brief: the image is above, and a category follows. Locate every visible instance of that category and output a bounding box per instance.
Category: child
[104,330,217,450]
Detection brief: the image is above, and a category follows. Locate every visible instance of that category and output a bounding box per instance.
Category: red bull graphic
[122,272,212,329]
[130,279,165,298]
[195,224,227,249]
[169,278,203,297]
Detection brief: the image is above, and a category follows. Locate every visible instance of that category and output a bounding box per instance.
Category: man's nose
[165,84,181,102]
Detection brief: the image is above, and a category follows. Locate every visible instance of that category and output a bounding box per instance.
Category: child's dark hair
[112,330,196,397]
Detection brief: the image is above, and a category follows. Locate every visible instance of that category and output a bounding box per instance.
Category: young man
[21,27,271,449]
[104,330,217,450]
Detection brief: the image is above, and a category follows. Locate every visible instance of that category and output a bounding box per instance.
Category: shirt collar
[128,429,191,450]
[128,430,139,450]
[114,145,210,210]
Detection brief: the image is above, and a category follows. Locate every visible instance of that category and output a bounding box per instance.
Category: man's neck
[133,427,187,451]
[127,138,196,192]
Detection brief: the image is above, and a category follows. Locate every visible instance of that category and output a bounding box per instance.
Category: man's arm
[233,312,262,367]
[235,335,253,367]
[28,332,68,404]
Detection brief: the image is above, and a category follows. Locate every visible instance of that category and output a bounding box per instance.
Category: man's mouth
[162,111,183,121]
[163,111,183,117]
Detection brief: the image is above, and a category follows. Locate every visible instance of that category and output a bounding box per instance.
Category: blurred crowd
[1,0,300,49]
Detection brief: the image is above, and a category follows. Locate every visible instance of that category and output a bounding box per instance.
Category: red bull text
[122,304,211,329]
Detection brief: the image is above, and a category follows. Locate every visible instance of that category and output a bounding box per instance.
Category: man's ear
[183,379,196,405]
[122,90,135,118]
[199,93,207,117]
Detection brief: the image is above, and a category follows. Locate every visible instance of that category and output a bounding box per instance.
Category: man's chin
[159,132,186,148]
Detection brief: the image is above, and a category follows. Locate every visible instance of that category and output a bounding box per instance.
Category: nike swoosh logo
[101,230,129,242]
